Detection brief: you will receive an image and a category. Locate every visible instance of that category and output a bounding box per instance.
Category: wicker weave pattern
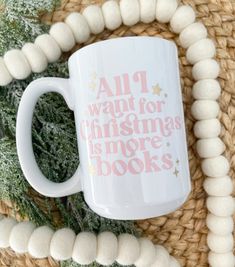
[0,0,234,266]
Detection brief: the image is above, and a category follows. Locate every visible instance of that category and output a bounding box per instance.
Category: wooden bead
[170,5,196,33]
[116,233,140,265]
[196,138,225,158]
[4,49,31,80]
[186,39,216,64]
[65,12,91,43]
[28,226,54,259]
[169,256,181,267]
[155,0,178,23]
[208,251,235,267]
[207,232,233,253]
[0,57,13,86]
[179,22,207,48]
[50,228,76,261]
[194,119,221,139]
[191,100,219,120]
[150,245,170,267]
[83,5,105,34]
[0,218,17,248]
[49,22,75,52]
[202,156,229,178]
[96,231,118,266]
[192,79,221,100]
[204,176,233,197]
[135,238,156,267]
[22,43,48,73]
[207,196,235,217]
[192,59,220,81]
[9,221,36,253]
[102,1,122,30]
[120,0,140,26]
[72,232,97,265]
[139,0,156,23]
[206,214,234,235]
[35,34,61,63]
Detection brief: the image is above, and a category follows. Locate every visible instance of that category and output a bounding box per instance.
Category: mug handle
[16,77,83,197]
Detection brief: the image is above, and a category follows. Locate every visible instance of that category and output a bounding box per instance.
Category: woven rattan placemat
[0,0,234,266]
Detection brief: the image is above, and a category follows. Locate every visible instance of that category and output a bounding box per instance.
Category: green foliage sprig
[0,1,137,267]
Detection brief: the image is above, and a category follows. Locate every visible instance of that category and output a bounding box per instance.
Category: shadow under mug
[16,37,191,220]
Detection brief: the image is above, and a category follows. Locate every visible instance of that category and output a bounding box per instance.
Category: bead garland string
[0,0,234,266]
[0,215,180,266]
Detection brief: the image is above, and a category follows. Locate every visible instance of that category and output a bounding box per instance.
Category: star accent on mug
[166,142,170,147]
[89,164,96,175]
[89,72,97,90]
[173,168,179,177]
[152,84,162,96]
[89,81,96,91]
[164,93,168,98]
[91,72,97,79]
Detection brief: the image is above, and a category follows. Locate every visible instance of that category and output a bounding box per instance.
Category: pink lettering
[143,151,161,172]
[122,73,131,95]
[133,71,148,93]
[114,76,122,96]
[161,154,173,170]
[97,77,113,99]
[128,158,144,174]
[94,156,111,176]
[112,160,127,176]
[88,103,102,116]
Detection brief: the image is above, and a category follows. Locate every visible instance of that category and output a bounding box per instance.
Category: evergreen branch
[0,2,138,267]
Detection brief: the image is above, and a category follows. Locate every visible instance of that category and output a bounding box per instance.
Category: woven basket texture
[0,0,235,266]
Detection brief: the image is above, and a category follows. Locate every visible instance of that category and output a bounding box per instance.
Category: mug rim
[68,36,177,64]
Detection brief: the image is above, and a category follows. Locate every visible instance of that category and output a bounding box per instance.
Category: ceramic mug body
[69,37,191,219]
[16,37,191,220]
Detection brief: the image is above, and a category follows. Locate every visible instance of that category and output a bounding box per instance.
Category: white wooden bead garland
[208,252,235,267]
[50,228,76,261]
[155,0,178,23]
[0,1,234,265]
[102,1,122,30]
[65,12,91,43]
[192,79,221,100]
[0,217,17,248]
[4,49,31,80]
[83,5,105,34]
[72,232,97,264]
[151,245,170,267]
[28,226,54,258]
[9,221,36,253]
[116,233,140,265]
[186,38,216,64]
[170,5,196,33]
[120,0,140,26]
[96,231,118,265]
[192,59,220,80]
[0,215,180,266]
[35,34,62,63]
[134,238,156,267]
[0,57,13,86]
[139,0,156,23]
[206,214,234,235]
[22,43,48,73]
[49,22,76,52]
[179,22,208,49]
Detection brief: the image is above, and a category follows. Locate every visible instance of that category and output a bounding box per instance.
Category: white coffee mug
[16,37,191,220]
